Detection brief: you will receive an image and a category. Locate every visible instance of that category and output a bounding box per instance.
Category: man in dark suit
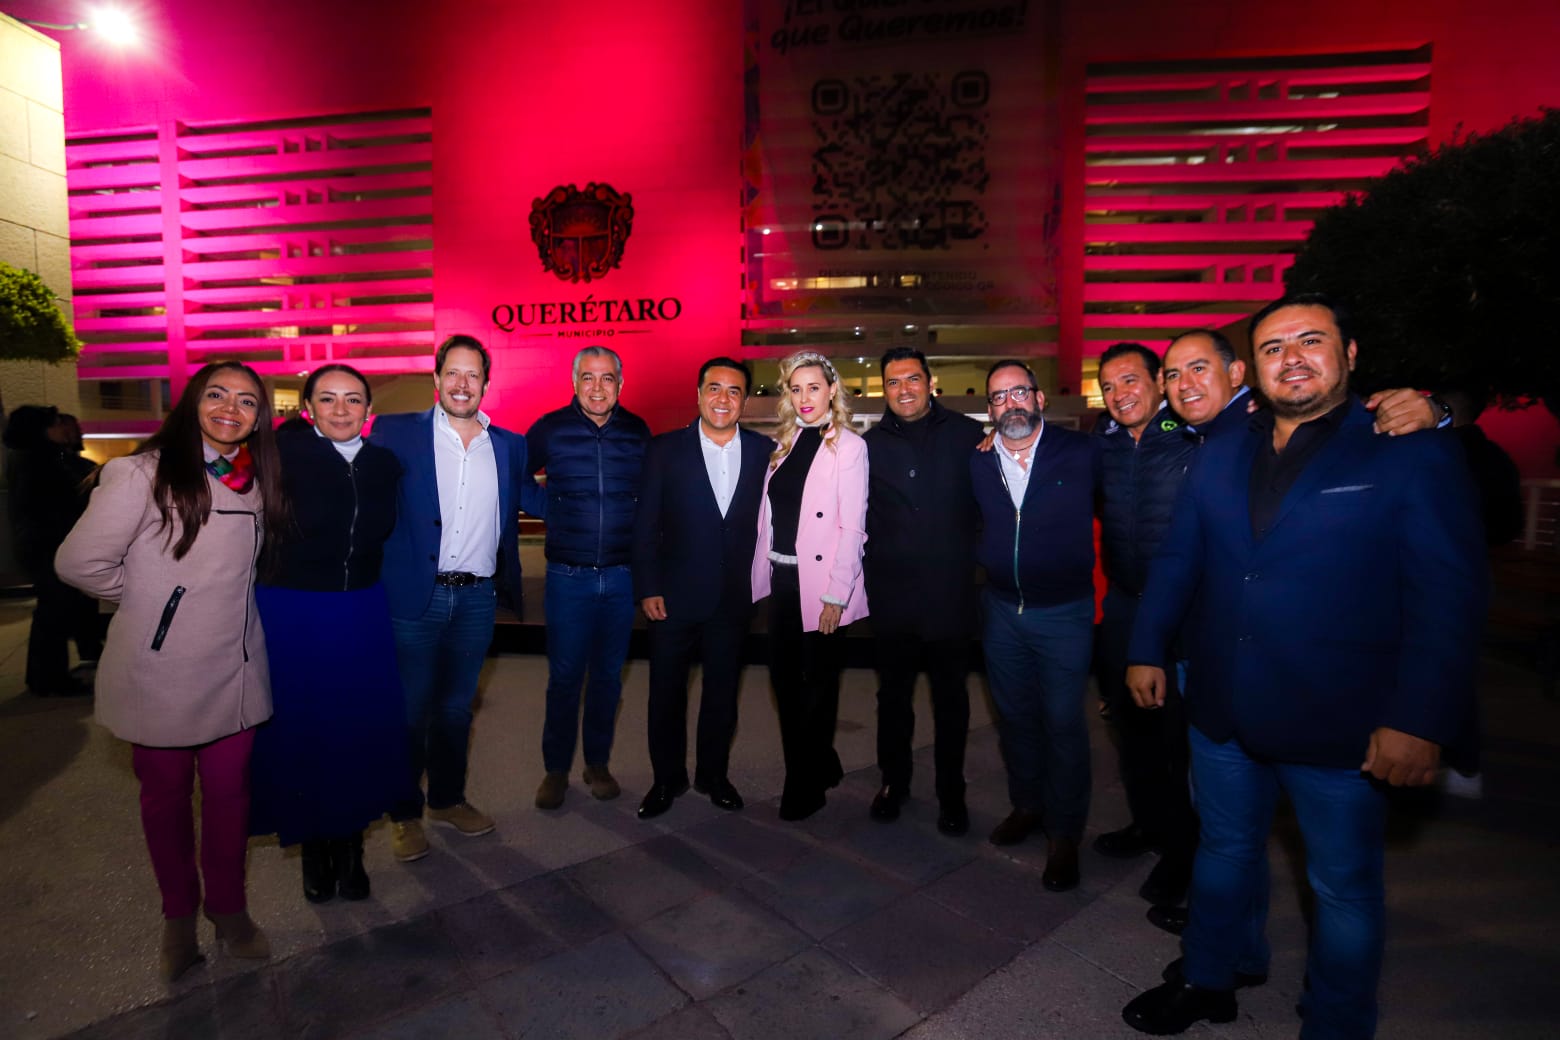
[862,347,984,834]
[631,357,772,818]
[1120,294,1485,1038]
[373,334,531,862]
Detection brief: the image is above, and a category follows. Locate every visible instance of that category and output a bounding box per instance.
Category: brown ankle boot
[204,910,271,959]
[159,915,203,983]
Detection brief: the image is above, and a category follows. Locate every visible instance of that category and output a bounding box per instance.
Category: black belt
[434,571,490,587]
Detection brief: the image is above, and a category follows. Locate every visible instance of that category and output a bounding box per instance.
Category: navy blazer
[632,422,770,623]
[1129,399,1485,768]
[371,408,528,619]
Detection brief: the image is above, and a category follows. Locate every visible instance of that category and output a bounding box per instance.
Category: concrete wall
[0,13,77,417]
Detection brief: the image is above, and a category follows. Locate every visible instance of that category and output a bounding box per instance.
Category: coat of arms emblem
[529,182,634,283]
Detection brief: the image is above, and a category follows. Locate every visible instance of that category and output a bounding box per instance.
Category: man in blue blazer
[372,335,531,863]
[631,357,772,818]
[1120,295,1485,1038]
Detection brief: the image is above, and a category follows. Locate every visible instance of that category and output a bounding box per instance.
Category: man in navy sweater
[970,360,1099,892]
[525,345,650,810]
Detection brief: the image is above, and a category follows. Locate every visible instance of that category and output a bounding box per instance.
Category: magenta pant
[130,728,256,918]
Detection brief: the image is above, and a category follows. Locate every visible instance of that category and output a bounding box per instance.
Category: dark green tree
[1285,108,1560,417]
[0,261,80,364]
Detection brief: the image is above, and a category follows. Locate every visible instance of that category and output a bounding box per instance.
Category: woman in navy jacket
[248,364,408,904]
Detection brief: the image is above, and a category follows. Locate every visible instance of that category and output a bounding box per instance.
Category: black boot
[333,833,370,901]
[301,841,335,904]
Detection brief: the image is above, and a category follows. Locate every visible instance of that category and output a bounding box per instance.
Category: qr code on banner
[810,71,990,251]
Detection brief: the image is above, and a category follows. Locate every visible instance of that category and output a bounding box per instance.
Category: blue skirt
[249,582,411,846]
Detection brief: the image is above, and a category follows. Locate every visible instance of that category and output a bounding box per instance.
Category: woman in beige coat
[56,361,287,984]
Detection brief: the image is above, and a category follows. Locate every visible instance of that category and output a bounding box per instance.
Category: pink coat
[751,425,870,631]
[55,453,272,747]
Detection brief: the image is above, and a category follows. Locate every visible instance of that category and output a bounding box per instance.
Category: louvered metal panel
[1082,49,1431,346]
[67,109,435,397]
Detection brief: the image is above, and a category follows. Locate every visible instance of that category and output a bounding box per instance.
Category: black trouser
[646,606,749,787]
[26,568,92,692]
[766,564,845,798]
[873,631,970,804]
[1098,588,1196,863]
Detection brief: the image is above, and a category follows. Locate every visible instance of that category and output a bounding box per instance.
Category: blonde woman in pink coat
[56,362,286,984]
[752,351,869,821]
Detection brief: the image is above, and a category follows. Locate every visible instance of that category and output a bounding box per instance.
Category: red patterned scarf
[205,443,254,493]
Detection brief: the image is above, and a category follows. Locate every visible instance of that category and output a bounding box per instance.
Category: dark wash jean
[541,562,635,774]
[389,581,495,819]
[1185,726,1387,1040]
[981,588,1095,840]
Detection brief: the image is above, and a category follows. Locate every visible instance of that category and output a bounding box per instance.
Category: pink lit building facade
[10,0,1559,474]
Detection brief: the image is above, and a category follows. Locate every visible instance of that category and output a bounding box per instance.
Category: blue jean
[542,563,635,773]
[389,581,496,818]
[981,590,1095,840]
[1185,725,1388,1040]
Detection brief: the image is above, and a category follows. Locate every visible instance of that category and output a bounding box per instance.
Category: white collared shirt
[433,405,499,576]
[996,419,1044,510]
[697,421,742,518]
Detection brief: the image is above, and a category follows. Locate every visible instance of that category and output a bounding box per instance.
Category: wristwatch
[1426,394,1453,426]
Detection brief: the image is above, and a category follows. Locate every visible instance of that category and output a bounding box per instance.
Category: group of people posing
[48,292,1484,1040]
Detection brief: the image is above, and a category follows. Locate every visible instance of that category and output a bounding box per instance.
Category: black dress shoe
[301,840,335,904]
[695,778,744,811]
[637,780,690,820]
[1093,824,1158,859]
[869,785,905,822]
[1042,837,1081,892]
[1161,956,1266,990]
[778,787,826,822]
[1122,979,1237,1035]
[1139,854,1191,906]
[936,800,969,836]
[333,834,370,901]
[988,809,1041,846]
[1146,904,1188,935]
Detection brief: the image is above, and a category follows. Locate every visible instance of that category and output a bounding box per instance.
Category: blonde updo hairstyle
[771,350,854,468]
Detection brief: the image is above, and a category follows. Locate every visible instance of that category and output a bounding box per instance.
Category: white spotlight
[89,7,138,45]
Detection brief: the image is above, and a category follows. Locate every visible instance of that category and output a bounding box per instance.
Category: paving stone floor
[1,590,1557,1040]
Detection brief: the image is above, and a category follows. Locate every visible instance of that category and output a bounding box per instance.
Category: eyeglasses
[987,385,1036,406]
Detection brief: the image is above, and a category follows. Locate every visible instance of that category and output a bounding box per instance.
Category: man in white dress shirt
[630,358,773,818]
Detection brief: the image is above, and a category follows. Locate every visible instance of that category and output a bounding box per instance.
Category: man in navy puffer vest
[524,345,650,810]
[1092,342,1198,910]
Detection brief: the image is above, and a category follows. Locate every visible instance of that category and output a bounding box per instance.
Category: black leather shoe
[1140,854,1192,906]
[695,778,744,811]
[1161,957,1266,990]
[1093,824,1158,859]
[988,809,1041,847]
[1042,837,1081,892]
[778,787,826,822]
[637,780,690,820]
[301,841,335,904]
[333,834,370,901]
[1122,979,1237,1035]
[1146,904,1188,935]
[936,800,969,836]
[869,785,905,822]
